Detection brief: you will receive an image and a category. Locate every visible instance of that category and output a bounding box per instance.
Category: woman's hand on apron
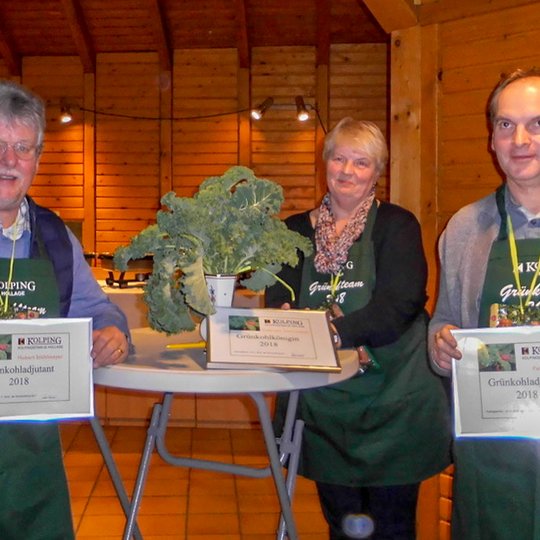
[91,326,129,367]
[432,324,461,373]
[280,302,343,348]
[327,303,344,321]
[357,346,371,366]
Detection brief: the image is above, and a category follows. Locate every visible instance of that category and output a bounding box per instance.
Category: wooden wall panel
[172,49,239,195]
[419,0,540,27]
[330,43,389,200]
[251,46,317,216]
[7,46,389,252]
[0,62,10,79]
[23,57,85,225]
[438,466,454,540]
[438,4,540,232]
[95,52,161,253]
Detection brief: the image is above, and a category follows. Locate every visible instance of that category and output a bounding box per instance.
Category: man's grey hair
[0,80,46,149]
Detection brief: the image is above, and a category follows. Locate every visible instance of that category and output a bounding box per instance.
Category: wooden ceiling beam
[418,0,536,25]
[316,0,331,66]
[148,0,172,72]
[361,0,418,33]
[60,0,95,73]
[235,0,250,69]
[0,21,21,76]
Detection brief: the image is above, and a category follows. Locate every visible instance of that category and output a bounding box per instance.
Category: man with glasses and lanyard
[0,80,129,539]
[430,68,540,539]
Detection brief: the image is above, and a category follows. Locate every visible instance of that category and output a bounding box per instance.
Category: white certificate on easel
[452,326,540,438]
[206,307,341,372]
[0,318,93,421]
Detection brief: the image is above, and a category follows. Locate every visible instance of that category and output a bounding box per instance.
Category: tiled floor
[60,422,329,539]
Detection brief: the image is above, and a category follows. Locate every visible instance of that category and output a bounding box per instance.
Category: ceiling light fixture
[250,97,274,120]
[60,104,73,124]
[295,96,310,122]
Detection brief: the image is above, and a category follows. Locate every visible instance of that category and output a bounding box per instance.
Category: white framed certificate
[206,307,341,372]
[0,318,93,421]
[452,326,540,438]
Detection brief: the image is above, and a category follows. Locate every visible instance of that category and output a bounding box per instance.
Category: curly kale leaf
[142,270,194,334]
[240,263,283,290]
[231,176,283,216]
[179,256,215,317]
[114,225,164,270]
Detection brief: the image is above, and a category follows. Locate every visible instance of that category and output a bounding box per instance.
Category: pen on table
[166,342,206,349]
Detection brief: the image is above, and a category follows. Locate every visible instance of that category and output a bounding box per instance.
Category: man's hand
[432,324,461,372]
[91,326,129,367]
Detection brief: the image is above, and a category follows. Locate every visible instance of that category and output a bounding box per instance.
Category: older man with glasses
[0,80,129,539]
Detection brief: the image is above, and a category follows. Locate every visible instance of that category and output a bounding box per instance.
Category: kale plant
[114,166,312,334]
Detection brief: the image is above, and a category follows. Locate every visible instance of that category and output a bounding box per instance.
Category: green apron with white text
[290,202,451,486]
[452,187,540,540]
[0,257,74,540]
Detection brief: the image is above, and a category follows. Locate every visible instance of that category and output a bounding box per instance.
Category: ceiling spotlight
[250,97,274,120]
[60,105,73,124]
[295,96,309,122]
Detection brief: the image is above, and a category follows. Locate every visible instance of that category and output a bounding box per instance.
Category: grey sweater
[428,186,540,375]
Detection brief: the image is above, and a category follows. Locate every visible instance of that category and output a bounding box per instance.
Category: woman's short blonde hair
[322,117,388,174]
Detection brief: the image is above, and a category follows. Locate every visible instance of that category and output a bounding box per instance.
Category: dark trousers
[316,481,420,540]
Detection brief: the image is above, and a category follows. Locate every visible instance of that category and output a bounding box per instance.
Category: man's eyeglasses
[0,141,41,160]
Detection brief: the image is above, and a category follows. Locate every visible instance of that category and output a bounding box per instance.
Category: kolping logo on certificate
[452,326,540,438]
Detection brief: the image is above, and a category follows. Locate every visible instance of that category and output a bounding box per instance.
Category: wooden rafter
[316,0,331,66]
[361,0,418,33]
[235,0,250,69]
[0,20,21,76]
[60,0,95,73]
[148,0,172,72]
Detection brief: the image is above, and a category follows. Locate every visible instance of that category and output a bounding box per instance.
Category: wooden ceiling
[0,0,388,76]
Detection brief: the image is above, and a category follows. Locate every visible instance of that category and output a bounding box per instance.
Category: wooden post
[238,67,251,166]
[390,23,440,313]
[83,72,96,252]
[390,23,442,540]
[159,70,173,198]
[315,64,329,204]
[315,0,330,204]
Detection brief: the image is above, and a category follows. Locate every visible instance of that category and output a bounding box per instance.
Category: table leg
[274,391,304,539]
[119,391,303,540]
[155,394,277,477]
[249,392,299,540]
[122,401,164,540]
[89,417,143,540]
[277,419,304,540]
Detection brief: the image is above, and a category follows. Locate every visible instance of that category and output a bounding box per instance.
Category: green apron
[289,202,451,486]
[452,188,540,540]
[0,256,74,540]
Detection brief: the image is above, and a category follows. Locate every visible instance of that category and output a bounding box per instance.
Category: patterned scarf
[314,188,375,275]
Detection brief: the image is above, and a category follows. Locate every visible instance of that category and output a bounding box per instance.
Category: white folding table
[92,327,359,540]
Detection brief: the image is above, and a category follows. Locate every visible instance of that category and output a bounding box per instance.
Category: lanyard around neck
[1,232,18,314]
[507,215,540,315]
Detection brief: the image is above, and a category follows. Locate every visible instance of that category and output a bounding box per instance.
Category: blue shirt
[0,226,129,334]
